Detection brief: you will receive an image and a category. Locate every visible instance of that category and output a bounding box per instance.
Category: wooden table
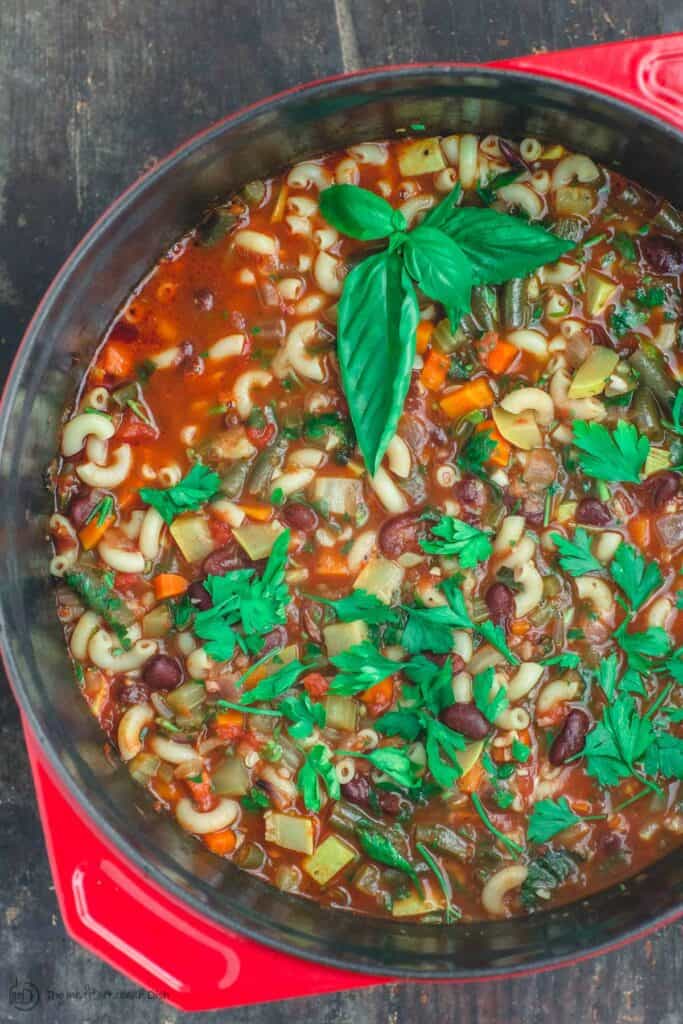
[0,2,681,1021]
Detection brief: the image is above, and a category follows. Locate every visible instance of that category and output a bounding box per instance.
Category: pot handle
[23,723,383,1011]
[493,34,683,132]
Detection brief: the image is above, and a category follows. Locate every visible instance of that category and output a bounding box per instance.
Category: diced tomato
[214,710,246,741]
[109,319,139,344]
[114,572,139,589]
[302,672,330,699]
[116,411,158,444]
[246,421,276,448]
[208,517,233,546]
[186,771,216,813]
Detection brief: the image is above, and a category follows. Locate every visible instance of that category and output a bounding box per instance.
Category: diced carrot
[416,320,435,354]
[303,672,330,698]
[317,550,351,577]
[271,183,288,223]
[116,490,137,510]
[629,513,650,548]
[439,378,495,420]
[360,676,394,715]
[510,619,531,636]
[486,338,518,376]
[186,771,216,813]
[204,829,237,855]
[420,348,450,391]
[572,799,593,816]
[475,419,510,467]
[102,341,136,378]
[78,513,115,551]
[153,778,179,804]
[237,502,273,522]
[153,573,189,601]
[458,759,484,794]
[214,709,246,741]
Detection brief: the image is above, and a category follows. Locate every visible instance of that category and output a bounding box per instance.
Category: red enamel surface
[20,34,683,1011]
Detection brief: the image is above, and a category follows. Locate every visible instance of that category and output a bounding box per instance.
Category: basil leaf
[337,250,419,474]
[403,226,473,327]
[420,183,463,233]
[438,207,575,285]
[319,184,400,240]
[356,825,422,894]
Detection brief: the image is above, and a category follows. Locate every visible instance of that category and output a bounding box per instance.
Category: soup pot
[1,34,682,1013]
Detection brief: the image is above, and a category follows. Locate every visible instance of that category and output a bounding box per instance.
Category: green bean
[471,285,499,332]
[234,842,266,870]
[413,823,469,860]
[630,386,664,441]
[654,202,683,235]
[502,278,529,330]
[628,343,677,411]
[220,459,250,499]
[240,180,267,207]
[432,318,468,354]
[246,436,288,497]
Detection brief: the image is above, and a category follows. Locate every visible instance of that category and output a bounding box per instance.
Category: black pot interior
[1,66,682,977]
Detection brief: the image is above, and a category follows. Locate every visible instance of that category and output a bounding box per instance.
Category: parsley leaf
[309,588,398,625]
[520,850,576,907]
[279,692,326,739]
[329,641,403,696]
[610,542,662,610]
[635,285,665,308]
[552,527,602,576]
[297,744,340,812]
[597,652,619,701]
[241,788,270,811]
[63,569,133,650]
[375,708,424,741]
[613,232,637,261]
[477,620,520,666]
[139,463,221,524]
[614,622,671,674]
[583,694,656,787]
[356,825,422,894]
[472,667,508,724]
[401,604,461,655]
[456,429,497,478]
[341,746,419,790]
[528,797,581,843]
[424,717,466,789]
[541,652,581,670]
[643,732,683,780]
[610,302,649,339]
[420,515,493,567]
[238,657,308,705]
[438,576,474,629]
[571,420,650,484]
[511,738,531,762]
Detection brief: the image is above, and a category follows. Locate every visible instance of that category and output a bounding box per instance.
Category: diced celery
[233,522,284,559]
[264,811,314,854]
[302,834,357,885]
[312,477,363,516]
[128,751,160,786]
[352,557,404,603]
[585,270,618,316]
[323,620,368,657]
[166,681,206,715]
[324,695,359,731]
[397,138,446,176]
[568,347,619,399]
[142,604,173,638]
[456,739,484,778]
[170,514,216,562]
[212,756,250,796]
[644,446,672,477]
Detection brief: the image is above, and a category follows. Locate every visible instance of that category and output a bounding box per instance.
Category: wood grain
[0,1,681,1021]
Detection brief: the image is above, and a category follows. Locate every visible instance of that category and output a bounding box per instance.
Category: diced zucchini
[142,603,173,638]
[303,834,357,885]
[568,347,620,399]
[233,522,284,559]
[555,185,596,218]
[432,318,469,353]
[492,407,541,451]
[264,811,314,854]
[585,270,618,316]
[170,515,216,563]
[557,501,577,523]
[398,138,446,176]
[312,477,363,516]
[391,892,443,917]
[212,756,250,796]
[324,694,360,731]
[353,557,404,604]
[456,739,485,778]
[128,751,161,786]
[644,446,672,477]
[323,620,368,657]
[166,681,206,715]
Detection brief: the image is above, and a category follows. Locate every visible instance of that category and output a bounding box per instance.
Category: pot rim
[2,61,682,980]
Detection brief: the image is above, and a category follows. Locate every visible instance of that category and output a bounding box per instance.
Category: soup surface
[50,132,683,922]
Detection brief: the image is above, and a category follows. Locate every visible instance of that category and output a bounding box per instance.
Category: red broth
[50,134,683,921]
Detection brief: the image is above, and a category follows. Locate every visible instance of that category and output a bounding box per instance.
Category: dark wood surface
[1,2,681,1021]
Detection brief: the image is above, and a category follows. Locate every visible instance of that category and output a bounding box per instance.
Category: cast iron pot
[1,65,682,978]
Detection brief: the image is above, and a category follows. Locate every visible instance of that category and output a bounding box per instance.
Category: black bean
[549,708,591,765]
[142,654,183,692]
[576,498,612,526]
[439,702,490,740]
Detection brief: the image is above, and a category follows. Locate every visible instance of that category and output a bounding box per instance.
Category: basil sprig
[320,183,574,474]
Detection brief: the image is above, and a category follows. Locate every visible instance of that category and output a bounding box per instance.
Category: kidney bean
[187,579,212,611]
[142,654,183,692]
[377,791,402,816]
[68,490,102,530]
[640,234,683,275]
[301,599,325,645]
[498,137,531,172]
[262,626,288,653]
[281,502,318,532]
[109,319,139,344]
[193,287,214,311]
[118,681,152,705]
[439,702,490,740]
[522,493,544,527]
[454,477,485,506]
[378,510,424,558]
[576,498,612,526]
[340,774,371,806]
[202,541,250,576]
[549,708,591,765]
[485,583,514,628]
[647,470,680,509]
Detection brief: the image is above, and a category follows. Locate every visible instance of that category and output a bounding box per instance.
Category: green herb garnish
[140,463,221,524]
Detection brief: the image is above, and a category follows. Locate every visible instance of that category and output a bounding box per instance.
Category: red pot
[1,35,682,1013]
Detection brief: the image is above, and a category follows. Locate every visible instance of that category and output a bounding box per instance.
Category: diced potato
[323,620,368,657]
[492,407,541,451]
[585,270,618,316]
[568,347,620,399]
[312,477,363,516]
[212,756,250,797]
[303,835,357,885]
[233,521,284,559]
[391,891,443,918]
[644,446,672,477]
[264,811,314,854]
[456,739,484,777]
[246,643,300,688]
[170,515,216,563]
[324,695,360,731]
[353,557,404,603]
[166,681,206,715]
[555,185,596,218]
[398,138,446,176]
[557,501,577,523]
[142,603,172,638]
